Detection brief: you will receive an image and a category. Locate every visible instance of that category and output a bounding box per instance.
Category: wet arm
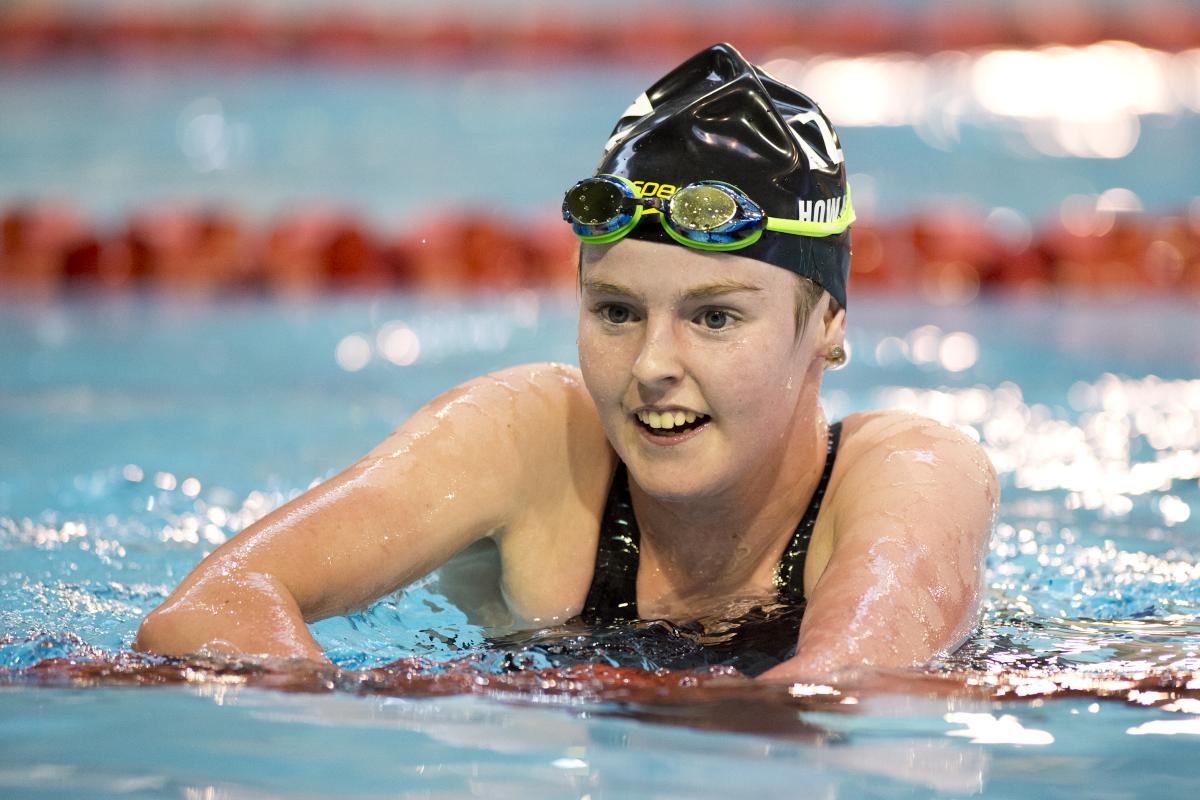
[135,363,577,662]
[762,419,998,681]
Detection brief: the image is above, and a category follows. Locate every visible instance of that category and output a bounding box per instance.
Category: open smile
[633,409,711,444]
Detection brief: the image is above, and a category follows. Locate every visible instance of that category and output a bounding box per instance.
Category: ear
[816,295,846,352]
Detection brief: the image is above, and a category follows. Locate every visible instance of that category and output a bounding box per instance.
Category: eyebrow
[581,278,764,302]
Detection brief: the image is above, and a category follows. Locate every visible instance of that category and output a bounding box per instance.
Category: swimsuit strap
[580,460,642,623]
[773,420,842,605]
[580,421,843,625]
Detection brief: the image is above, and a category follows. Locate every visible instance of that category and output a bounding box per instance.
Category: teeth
[636,410,707,430]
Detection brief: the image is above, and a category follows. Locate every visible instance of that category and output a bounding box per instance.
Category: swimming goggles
[562,174,854,251]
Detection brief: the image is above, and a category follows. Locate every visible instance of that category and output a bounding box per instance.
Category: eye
[697,308,734,330]
[596,303,636,325]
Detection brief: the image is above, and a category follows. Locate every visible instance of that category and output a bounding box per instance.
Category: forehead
[580,238,790,295]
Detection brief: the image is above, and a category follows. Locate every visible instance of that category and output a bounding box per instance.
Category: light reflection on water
[0,295,1198,688]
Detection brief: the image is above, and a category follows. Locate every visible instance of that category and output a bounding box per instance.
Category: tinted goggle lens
[564,179,626,225]
[562,176,644,243]
[668,185,740,232]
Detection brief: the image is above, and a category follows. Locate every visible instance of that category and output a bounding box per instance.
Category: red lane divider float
[3,202,1200,300]
[0,204,584,297]
[3,3,1200,64]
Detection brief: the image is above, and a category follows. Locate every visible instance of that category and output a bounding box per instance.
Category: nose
[631,314,684,389]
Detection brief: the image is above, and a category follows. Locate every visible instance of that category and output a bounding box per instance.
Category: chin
[622,446,729,502]
[630,470,710,503]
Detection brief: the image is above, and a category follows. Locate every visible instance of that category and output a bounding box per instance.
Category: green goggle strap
[764,185,856,238]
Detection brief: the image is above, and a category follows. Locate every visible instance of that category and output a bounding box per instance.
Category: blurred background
[2,0,1200,301]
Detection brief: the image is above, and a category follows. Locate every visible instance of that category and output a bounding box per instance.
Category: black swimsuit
[577,421,843,675]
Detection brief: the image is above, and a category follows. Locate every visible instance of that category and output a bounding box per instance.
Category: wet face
[577,238,834,501]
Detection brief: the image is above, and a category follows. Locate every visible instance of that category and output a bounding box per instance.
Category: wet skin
[576,240,847,617]
[135,238,999,681]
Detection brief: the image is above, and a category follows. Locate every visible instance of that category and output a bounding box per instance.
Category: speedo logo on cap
[797,195,844,224]
[631,180,677,199]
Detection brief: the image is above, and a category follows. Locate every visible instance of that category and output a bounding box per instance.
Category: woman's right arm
[134,362,586,662]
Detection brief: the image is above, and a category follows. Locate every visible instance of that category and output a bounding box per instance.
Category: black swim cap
[592,43,852,308]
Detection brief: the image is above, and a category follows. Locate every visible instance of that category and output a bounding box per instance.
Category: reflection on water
[5,642,1200,797]
[0,296,1198,800]
[6,326,1196,681]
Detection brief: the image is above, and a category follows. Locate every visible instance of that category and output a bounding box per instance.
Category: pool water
[4,58,1199,228]
[2,292,1200,798]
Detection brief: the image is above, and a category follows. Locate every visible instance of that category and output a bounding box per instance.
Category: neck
[628,394,830,609]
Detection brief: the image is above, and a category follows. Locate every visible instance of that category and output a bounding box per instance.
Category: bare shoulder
[829,409,998,542]
[473,361,611,462]
[363,361,612,502]
[492,362,616,523]
[839,408,983,450]
[836,409,996,491]
[486,362,614,496]
[368,361,595,443]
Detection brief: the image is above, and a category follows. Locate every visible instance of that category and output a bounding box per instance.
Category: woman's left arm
[761,414,999,681]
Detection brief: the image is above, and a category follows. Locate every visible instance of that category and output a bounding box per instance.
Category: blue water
[3,59,1199,229]
[2,294,1199,798]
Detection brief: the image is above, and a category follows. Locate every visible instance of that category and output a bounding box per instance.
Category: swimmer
[135,44,998,681]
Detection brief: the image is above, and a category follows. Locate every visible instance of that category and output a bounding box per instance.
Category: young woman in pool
[136,44,998,680]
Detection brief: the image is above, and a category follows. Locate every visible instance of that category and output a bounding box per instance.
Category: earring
[825,344,847,370]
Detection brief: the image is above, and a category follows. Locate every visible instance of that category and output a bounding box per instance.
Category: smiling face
[578,237,840,502]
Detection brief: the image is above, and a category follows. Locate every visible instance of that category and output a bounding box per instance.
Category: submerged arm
[762,414,998,681]
[135,363,580,663]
